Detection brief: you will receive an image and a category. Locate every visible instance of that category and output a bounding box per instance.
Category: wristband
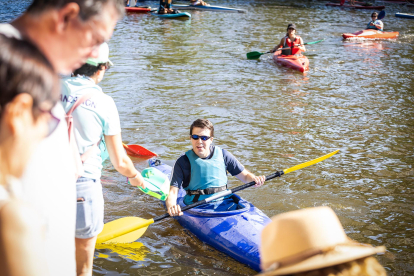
[128,171,139,180]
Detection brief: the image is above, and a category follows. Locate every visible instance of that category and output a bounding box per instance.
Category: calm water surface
[1,0,413,275]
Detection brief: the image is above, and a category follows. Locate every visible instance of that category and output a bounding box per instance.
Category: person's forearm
[166,186,179,209]
[112,154,138,177]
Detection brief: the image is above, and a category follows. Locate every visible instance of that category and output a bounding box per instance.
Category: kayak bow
[273,50,309,73]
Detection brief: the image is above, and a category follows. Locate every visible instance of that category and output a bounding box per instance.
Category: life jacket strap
[186,185,227,196]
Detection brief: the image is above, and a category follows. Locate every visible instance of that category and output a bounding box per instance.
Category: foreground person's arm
[105,133,145,188]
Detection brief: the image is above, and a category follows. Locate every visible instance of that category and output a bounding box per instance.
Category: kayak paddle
[246,39,325,59]
[378,10,385,20]
[96,149,339,244]
[122,143,157,157]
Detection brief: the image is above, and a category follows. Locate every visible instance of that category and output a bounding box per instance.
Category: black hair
[73,62,110,77]
[0,34,59,118]
[190,119,214,137]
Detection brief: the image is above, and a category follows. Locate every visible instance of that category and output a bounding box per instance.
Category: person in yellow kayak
[367,12,384,31]
[271,24,306,56]
[165,119,265,216]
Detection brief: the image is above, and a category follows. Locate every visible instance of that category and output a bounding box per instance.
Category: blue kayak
[151,11,191,18]
[171,4,246,13]
[395,12,414,19]
[148,159,271,272]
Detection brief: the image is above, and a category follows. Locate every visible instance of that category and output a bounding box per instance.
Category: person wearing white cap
[60,42,146,276]
[258,206,387,276]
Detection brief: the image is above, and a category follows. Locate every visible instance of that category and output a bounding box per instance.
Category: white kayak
[171,4,247,13]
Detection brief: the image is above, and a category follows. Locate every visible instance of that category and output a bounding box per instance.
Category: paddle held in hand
[96,149,339,244]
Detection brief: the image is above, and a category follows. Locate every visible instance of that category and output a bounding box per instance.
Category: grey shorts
[75,177,104,239]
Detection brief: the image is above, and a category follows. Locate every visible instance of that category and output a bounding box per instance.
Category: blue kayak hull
[149,159,270,271]
[151,11,191,18]
[395,12,414,19]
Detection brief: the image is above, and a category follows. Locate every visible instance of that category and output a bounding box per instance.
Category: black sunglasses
[191,135,211,141]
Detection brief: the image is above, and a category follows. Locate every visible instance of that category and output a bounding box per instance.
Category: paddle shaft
[153,170,284,222]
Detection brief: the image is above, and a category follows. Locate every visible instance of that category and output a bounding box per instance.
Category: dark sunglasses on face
[39,108,60,137]
[191,135,211,141]
[371,16,377,18]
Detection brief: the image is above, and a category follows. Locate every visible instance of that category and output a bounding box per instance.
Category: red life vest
[282,35,301,55]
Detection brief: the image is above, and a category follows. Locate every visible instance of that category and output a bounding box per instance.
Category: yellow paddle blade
[283,150,339,175]
[96,217,154,244]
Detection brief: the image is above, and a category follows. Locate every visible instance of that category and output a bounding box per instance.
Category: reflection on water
[2,0,414,275]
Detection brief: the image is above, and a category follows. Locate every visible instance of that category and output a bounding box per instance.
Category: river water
[1,0,413,275]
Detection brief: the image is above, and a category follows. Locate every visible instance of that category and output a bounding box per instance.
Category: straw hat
[258,206,385,276]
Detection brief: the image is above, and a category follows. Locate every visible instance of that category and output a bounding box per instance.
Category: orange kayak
[342,30,399,39]
[273,50,309,73]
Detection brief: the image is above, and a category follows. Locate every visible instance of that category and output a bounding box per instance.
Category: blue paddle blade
[378,10,386,20]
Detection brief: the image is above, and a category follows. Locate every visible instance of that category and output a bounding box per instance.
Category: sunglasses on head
[191,134,211,141]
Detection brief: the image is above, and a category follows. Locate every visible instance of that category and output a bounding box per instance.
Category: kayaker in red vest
[367,12,384,31]
[271,24,306,56]
[165,119,265,216]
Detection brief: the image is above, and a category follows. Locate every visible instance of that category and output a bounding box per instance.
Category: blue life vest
[184,146,228,205]
[366,20,383,31]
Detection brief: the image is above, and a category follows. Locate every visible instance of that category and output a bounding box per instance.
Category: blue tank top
[184,146,228,204]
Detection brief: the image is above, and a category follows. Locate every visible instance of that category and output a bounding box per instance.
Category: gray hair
[26,0,124,21]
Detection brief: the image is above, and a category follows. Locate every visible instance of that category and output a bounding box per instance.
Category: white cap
[86,42,113,67]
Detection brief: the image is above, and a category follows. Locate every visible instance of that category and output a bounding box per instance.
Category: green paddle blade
[128,167,170,200]
[304,39,325,45]
[246,51,265,59]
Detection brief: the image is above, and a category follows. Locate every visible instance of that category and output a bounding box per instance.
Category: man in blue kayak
[165,119,265,216]
[367,12,384,31]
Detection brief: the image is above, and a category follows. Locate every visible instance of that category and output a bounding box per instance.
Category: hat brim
[257,244,385,276]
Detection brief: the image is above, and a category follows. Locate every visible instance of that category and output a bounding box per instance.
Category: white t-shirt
[0,23,76,276]
[61,75,121,179]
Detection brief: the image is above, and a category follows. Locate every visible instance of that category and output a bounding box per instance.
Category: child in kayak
[367,12,384,31]
[271,24,306,56]
[165,119,265,216]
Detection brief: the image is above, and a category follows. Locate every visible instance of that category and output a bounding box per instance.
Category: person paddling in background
[165,119,265,216]
[367,12,384,31]
[158,0,180,14]
[0,35,60,276]
[61,43,146,276]
[257,206,387,276]
[190,0,210,6]
[271,24,306,56]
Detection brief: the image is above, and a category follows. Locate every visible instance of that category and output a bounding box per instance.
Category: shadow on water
[2,0,414,275]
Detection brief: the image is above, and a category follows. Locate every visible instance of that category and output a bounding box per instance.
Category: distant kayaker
[271,24,306,56]
[158,0,180,14]
[190,0,210,6]
[165,119,266,216]
[367,12,384,31]
[61,43,146,276]
[257,206,387,276]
